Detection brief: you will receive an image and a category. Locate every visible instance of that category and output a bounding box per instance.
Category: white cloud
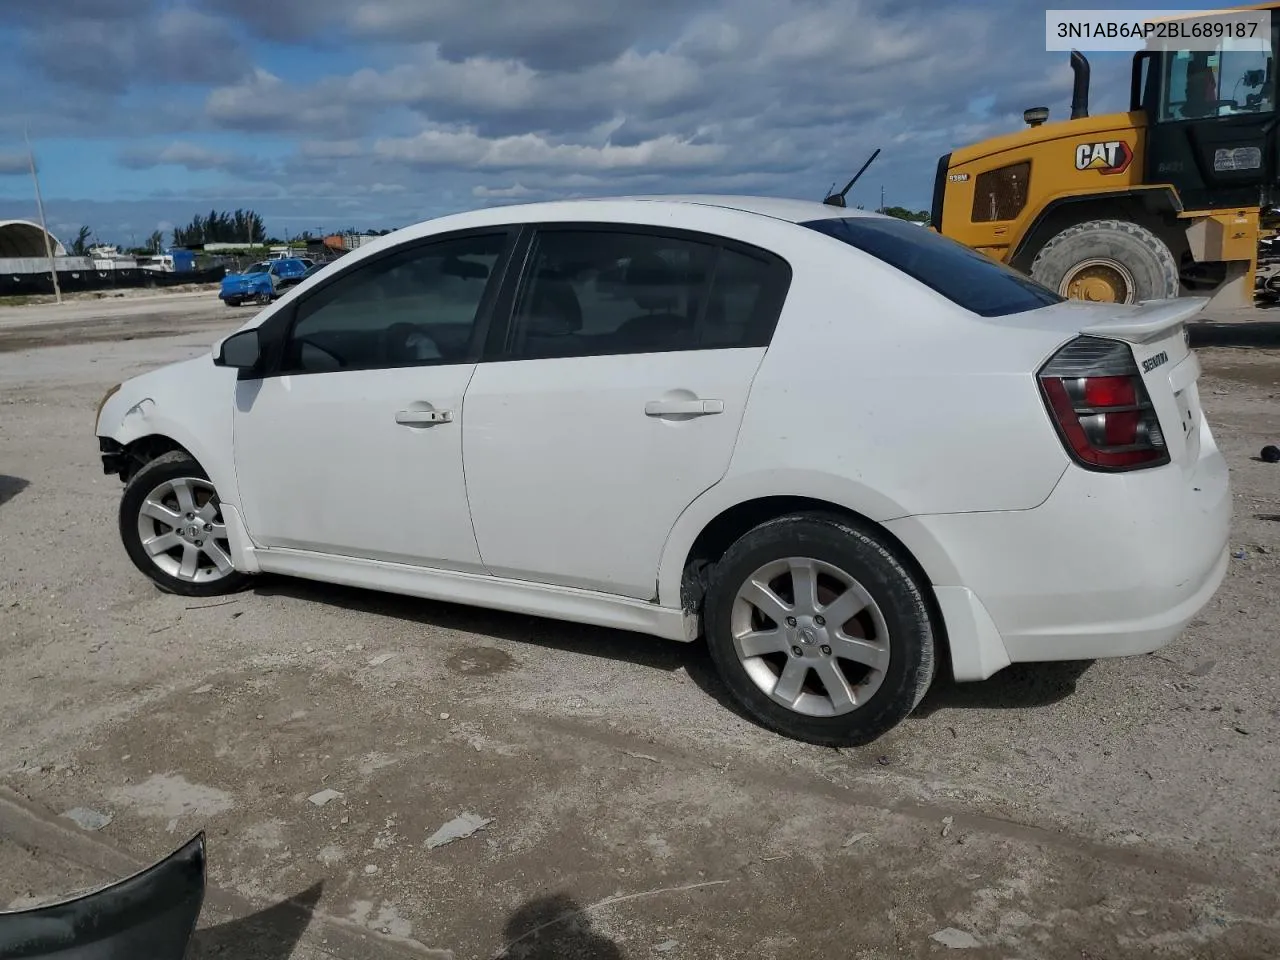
[299,139,366,159]
[373,128,727,171]
[23,4,248,91]
[117,141,268,177]
[206,69,358,133]
[471,182,536,198]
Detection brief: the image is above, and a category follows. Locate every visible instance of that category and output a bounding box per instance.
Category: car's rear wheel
[224,298,241,307]
[703,513,935,746]
[119,452,251,597]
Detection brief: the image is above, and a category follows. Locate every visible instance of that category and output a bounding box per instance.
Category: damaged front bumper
[98,436,128,479]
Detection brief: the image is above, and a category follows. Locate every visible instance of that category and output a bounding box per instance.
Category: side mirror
[213,329,262,372]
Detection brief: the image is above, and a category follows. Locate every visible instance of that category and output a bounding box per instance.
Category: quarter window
[508,229,790,359]
[802,216,1063,318]
[281,233,506,373]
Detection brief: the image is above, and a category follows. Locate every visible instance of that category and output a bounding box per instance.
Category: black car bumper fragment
[99,437,127,477]
[0,832,206,960]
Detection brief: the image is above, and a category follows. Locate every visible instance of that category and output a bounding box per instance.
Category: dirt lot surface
[0,289,232,353]
[1,297,1279,959]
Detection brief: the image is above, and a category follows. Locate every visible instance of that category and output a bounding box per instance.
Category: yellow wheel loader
[930,3,1278,307]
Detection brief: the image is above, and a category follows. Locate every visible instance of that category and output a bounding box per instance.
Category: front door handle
[644,399,724,417]
[395,408,453,426]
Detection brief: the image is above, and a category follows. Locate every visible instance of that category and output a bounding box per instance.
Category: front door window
[1159,41,1274,122]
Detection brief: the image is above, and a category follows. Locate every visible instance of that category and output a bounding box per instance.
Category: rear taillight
[1038,336,1169,471]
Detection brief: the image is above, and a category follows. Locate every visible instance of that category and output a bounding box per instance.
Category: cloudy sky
[0,0,1219,246]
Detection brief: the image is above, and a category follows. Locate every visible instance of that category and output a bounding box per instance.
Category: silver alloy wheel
[135,476,235,584]
[730,556,891,717]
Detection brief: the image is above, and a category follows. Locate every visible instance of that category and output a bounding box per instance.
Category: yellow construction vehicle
[930,3,1277,307]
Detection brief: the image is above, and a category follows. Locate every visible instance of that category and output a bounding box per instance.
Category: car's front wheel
[119,452,251,597]
[703,512,936,747]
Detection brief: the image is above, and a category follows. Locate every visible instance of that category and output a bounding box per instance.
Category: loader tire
[1030,219,1180,304]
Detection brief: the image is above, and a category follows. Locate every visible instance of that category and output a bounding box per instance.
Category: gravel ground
[0,298,1278,959]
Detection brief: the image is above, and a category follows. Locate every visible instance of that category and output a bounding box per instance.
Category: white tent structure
[0,219,66,259]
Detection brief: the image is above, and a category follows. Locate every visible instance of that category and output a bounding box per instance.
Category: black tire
[224,298,240,307]
[703,512,936,747]
[119,451,252,598]
[1030,218,1180,303]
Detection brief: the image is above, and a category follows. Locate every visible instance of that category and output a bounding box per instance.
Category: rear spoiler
[1079,297,1209,345]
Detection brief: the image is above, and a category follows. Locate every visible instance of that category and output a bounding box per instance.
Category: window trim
[482,221,794,363]
[251,226,521,379]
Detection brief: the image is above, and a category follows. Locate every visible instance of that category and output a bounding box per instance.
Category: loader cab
[1135,18,1280,209]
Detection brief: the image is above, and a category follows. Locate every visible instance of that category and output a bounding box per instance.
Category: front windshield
[1159,38,1274,121]
[244,262,270,274]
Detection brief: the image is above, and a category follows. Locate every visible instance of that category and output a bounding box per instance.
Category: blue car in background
[219,257,312,307]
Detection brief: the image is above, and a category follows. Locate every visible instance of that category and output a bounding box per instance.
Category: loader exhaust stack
[1070,49,1090,120]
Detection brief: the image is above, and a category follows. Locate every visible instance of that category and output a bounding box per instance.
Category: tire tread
[1030,218,1180,302]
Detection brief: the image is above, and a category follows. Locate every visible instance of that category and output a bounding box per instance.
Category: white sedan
[94,195,1231,746]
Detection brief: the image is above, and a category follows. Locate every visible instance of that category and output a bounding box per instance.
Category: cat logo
[1074,140,1133,175]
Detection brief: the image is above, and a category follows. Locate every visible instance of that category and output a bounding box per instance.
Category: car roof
[600,195,877,224]
[348,194,887,255]
[321,194,895,272]
[471,194,877,226]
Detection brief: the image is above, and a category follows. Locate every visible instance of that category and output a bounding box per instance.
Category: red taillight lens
[1038,337,1169,471]
[1082,376,1136,408]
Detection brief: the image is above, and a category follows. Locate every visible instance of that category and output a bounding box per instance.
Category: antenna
[823,148,881,208]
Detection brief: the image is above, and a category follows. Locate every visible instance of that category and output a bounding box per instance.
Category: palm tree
[147,230,165,253]
[70,225,93,256]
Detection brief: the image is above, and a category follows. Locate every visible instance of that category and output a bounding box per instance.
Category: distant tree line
[879,206,930,223]
[61,212,403,257]
[173,209,267,246]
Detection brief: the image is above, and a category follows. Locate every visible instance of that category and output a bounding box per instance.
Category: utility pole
[879,185,885,213]
[24,125,61,304]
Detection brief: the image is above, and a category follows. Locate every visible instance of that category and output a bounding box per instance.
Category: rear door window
[505,227,791,360]
[802,216,1063,317]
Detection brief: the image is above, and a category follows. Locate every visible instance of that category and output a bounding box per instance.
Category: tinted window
[802,216,1062,317]
[971,162,1029,223]
[509,229,789,359]
[282,233,505,373]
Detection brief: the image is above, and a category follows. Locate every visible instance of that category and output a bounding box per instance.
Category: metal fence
[0,263,228,298]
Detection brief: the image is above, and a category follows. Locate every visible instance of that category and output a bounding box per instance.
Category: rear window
[801,216,1063,317]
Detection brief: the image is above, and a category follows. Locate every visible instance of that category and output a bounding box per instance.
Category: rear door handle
[395,408,453,426]
[644,399,724,417]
